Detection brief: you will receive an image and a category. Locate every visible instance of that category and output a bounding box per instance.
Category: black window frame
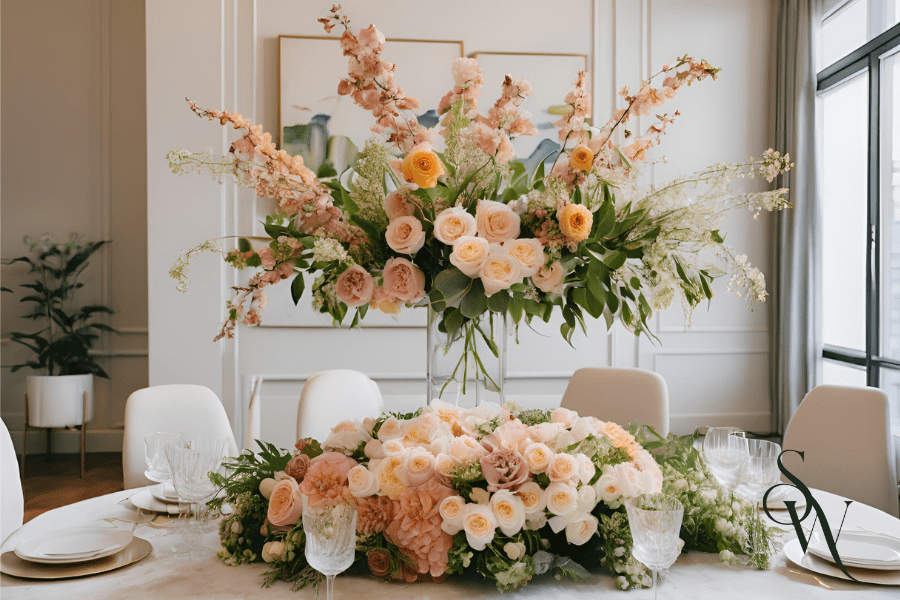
[817,18,900,385]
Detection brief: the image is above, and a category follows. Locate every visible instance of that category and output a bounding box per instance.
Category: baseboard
[8,428,124,455]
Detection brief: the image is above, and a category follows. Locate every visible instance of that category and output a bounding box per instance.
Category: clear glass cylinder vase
[426,307,507,406]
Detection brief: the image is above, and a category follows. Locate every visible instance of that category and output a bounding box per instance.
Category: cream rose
[569,418,593,443]
[435,452,462,479]
[532,261,565,294]
[614,462,643,499]
[522,442,554,474]
[551,407,579,428]
[335,265,374,308]
[377,416,402,441]
[261,540,287,563]
[462,503,497,550]
[434,207,477,245]
[503,238,544,277]
[259,477,278,499]
[382,438,406,456]
[490,489,527,536]
[577,483,598,513]
[547,453,579,483]
[480,251,522,296]
[594,466,623,508]
[516,481,547,514]
[545,482,578,516]
[347,464,380,498]
[403,449,435,487]
[450,236,490,277]
[565,513,599,546]
[577,453,596,485]
[364,439,385,459]
[382,257,425,302]
[439,495,467,534]
[450,435,488,465]
[267,478,303,526]
[476,200,521,243]
[323,419,372,452]
[385,216,426,255]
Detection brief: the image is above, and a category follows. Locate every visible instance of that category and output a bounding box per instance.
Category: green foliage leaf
[290,273,305,305]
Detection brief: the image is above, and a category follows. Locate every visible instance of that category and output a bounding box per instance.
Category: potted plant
[7,234,115,446]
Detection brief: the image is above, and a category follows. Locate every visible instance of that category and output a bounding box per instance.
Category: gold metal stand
[20,392,88,479]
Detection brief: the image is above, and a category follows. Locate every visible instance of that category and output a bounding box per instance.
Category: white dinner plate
[149,483,182,503]
[808,530,900,569]
[761,486,808,511]
[14,527,133,564]
[784,538,900,585]
[130,487,191,515]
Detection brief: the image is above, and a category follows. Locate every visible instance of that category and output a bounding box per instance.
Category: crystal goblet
[164,437,226,555]
[734,438,782,563]
[626,493,684,600]
[702,427,750,494]
[144,432,181,484]
[303,500,358,600]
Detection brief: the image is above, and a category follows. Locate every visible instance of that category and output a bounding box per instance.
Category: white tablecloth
[2,488,898,599]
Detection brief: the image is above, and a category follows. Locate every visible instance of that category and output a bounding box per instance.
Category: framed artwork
[279,35,464,176]
[472,52,589,160]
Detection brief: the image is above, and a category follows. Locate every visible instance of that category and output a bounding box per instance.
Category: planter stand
[20,391,88,479]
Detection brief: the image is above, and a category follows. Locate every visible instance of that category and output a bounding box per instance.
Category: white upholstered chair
[1,418,24,544]
[782,384,898,517]
[296,370,384,442]
[122,384,239,490]
[560,367,670,436]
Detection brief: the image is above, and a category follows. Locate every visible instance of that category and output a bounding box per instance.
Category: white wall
[1,0,149,453]
[146,0,777,449]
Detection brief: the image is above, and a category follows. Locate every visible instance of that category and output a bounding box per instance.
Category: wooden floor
[21,453,123,523]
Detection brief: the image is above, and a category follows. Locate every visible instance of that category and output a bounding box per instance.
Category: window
[818,1,900,403]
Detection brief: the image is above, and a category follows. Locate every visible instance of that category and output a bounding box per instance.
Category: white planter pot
[26,374,94,428]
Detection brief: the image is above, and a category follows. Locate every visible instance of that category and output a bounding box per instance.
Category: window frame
[817,19,900,386]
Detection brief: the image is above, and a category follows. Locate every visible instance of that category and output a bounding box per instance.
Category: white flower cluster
[311,238,350,264]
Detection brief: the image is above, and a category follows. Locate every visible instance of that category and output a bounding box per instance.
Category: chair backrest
[783,384,898,516]
[296,370,384,442]
[560,367,670,436]
[1,418,24,544]
[122,384,239,490]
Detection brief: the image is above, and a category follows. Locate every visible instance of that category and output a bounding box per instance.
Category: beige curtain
[771,0,822,434]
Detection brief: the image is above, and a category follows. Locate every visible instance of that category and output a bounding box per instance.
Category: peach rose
[434,207,477,245]
[545,482,578,516]
[450,236,490,277]
[532,260,565,294]
[285,454,310,481]
[476,200,521,243]
[401,143,445,189]
[517,481,547,514]
[480,251,522,296]
[450,435,488,465]
[348,464,380,497]
[267,477,303,527]
[385,216,426,255]
[503,238,544,277]
[439,495,467,534]
[569,144,595,171]
[370,286,402,314]
[462,503,497,550]
[522,442,554,474]
[490,489,527,536]
[547,453,579,483]
[565,513,599,545]
[384,186,417,220]
[404,449,436,487]
[558,203,593,242]
[335,265,375,308]
[382,257,425,302]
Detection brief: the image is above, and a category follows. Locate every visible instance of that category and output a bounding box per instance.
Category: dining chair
[782,384,899,517]
[560,367,670,437]
[1,418,25,544]
[296,370,384,443]
[122,384,239,490]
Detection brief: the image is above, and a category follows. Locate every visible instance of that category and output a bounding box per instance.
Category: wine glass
[702,427,750,495]
[303,499,358,600]
[144,432,181,485]
[734,439,782,561]
[625,493,684,600]
[164,437,226,555]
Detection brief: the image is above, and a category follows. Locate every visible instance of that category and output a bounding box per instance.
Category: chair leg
[20,393,28,479]
[81,391,87,478]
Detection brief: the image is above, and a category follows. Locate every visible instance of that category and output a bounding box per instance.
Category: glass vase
[426,307,507,406]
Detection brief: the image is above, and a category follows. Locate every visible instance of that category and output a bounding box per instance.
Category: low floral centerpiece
[168,7,792,400]
[210,401,780,591]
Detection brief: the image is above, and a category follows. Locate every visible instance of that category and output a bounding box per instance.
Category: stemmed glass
[702,427,750,495]
[625,493,684,600]
[144,432,182,485]
[164,437,226,555]
[734,439,782,562]
[303,499,358,600]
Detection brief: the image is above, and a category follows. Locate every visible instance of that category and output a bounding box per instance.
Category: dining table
[1,487,898,599]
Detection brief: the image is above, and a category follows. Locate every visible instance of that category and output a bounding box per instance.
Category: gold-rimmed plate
[1,536,152,580]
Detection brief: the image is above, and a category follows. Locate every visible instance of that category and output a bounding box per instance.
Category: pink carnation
[299,452,358,508]
[384,477,455,578]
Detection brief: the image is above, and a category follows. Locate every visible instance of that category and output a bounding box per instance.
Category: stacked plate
[14,527,134,564]
[130,483,191,514]
[808,529,900,571]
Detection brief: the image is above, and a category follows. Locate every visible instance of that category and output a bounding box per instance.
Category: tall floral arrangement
[169,7,792,379]
[211,401,780,591]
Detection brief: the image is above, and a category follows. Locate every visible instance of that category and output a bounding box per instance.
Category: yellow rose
[401,143,445,189]
[569,144,595,171]
[558,203,593,242]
